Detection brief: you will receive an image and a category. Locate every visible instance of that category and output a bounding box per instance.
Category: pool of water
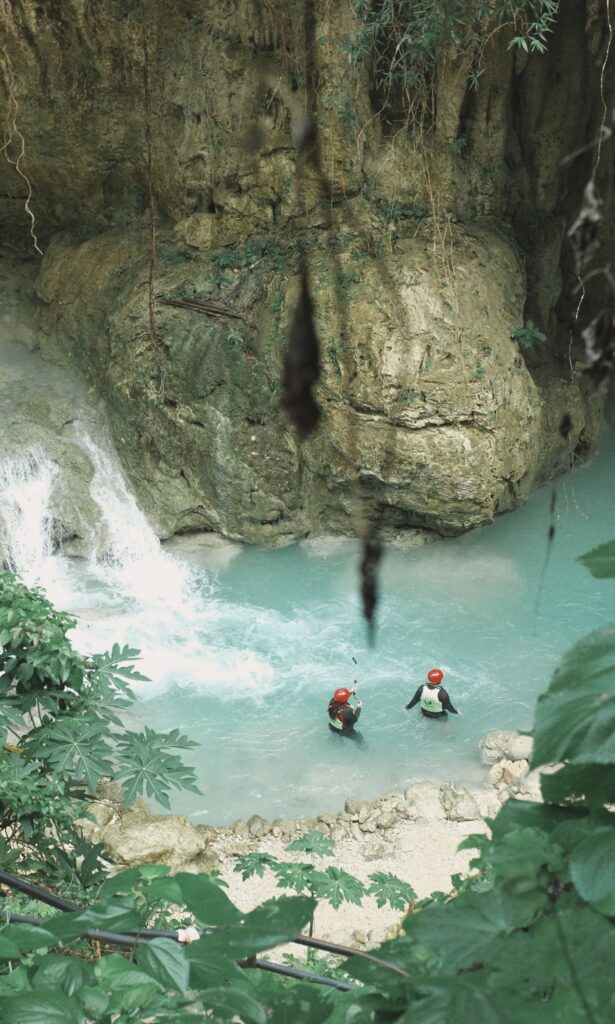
[39,415,615,826]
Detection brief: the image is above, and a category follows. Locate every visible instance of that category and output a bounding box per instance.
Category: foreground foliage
[0,573,199,890]
[1,537,615,1021]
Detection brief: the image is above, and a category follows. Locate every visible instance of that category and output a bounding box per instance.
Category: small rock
[501,760,528,786]
[362,840,388,861]
[344,797,364,815]
[375,810,398,830]
[247,814,269,837]
[352,929,368,947]
[488,761,506,785]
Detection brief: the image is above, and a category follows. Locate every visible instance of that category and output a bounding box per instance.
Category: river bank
[81,729,537,948]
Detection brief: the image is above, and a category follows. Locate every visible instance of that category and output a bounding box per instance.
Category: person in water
[328,686,363,737]
[403,668,463,719]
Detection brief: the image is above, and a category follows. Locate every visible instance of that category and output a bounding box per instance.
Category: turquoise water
[54,416,615,826]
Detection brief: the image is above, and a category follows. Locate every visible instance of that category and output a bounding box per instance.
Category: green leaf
[186,951,243,990]
[233,852,277,880]
[533,627,615,767]
[198,986,267,1024]
[578,540,615,579]
[98,864,170,897]
[310,866,365,909]
[286,829,335,858]
[405,890,524,971]
[541,763,615,808]
[173,872,242,926]
[482,828,564,887]
[272,861,315,893]
[94,953,160,987]
[0,933,20,958]
[136,938,190,995]
[366,872,417,910]
[0,923,56,951]
[188,896,315,960]
[569,825,615,913]
[0,993,85,1024]
[32,956,89,996]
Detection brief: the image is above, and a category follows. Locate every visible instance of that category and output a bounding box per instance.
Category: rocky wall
[1,1,613,545]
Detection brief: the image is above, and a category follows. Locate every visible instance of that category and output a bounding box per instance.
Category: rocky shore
[80,729,539,947]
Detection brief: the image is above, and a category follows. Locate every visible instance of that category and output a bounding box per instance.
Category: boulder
[99,811,211,870]
[509,735,534,762]
[344,796,366,815]
[403,783,446,821]
[479,730,533,765]
[247,814,270,838]
[440,784,482,822]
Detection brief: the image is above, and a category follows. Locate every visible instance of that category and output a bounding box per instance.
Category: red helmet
[427,669,443,684]
[333,687,352,703]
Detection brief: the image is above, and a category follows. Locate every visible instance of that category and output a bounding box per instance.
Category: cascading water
[0,447,59,582]
[72,427,190,608]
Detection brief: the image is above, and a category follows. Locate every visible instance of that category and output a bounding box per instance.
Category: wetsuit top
[328,699,361,731]
[405,684,460,715]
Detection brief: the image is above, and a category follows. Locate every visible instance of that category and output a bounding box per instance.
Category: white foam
[0,447,59,583]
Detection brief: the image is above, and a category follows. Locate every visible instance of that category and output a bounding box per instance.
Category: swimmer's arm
[440,688,461,715]
[404,686,422,710]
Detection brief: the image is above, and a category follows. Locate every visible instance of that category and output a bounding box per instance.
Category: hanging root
[138,0,165,396]
[0,1,42,255]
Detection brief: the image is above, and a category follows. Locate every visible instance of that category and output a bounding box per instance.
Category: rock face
[1,2,612,544]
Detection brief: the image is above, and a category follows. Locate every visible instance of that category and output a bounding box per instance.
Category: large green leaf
[0,993,85,1024]
[485,828,563,887]
[0,933,20,958]
[98,863,170,897]
[186,951,243,990]
[31,956,90,996]
[0,923,56,951]
[541,763,615,808]
[405,891,524,972]
[147,871,241,926]
[198,986,267,1024]
[578,541,615,579]
[569,825,615,913]
[532,628,615,767]
[46,897,144,942]
[136,938,191,994]
[188,896,314,961]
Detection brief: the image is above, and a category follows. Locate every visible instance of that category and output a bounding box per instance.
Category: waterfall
[0,447,59,582]
[72,427,191,607]
[0,427,191,610]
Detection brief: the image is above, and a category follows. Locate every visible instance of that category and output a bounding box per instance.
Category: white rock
[403,782,446,820]
[440,784,482,822]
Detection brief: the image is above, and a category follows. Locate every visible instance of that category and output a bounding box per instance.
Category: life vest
[420,684,443,714]
[328,699,348,730]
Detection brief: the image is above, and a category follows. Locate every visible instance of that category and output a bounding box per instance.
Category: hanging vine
[138,0,165,395]
[0,0,42,255]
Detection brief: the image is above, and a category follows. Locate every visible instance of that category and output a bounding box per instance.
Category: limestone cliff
[1,1,612,545]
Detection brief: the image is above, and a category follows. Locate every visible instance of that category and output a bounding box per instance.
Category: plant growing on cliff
[511,318,548,348]
[347,0,559,129]
[0,573,199,890]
